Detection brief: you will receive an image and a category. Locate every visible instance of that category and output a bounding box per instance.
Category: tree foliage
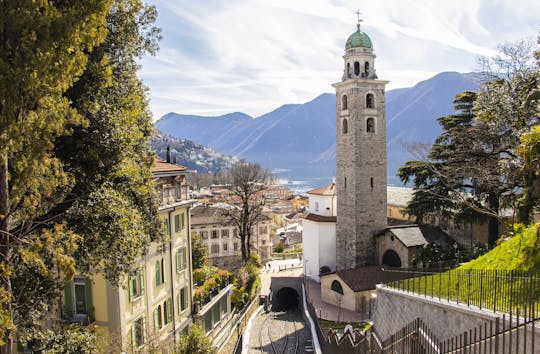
[399,40,539,246]
[0,0,162,349]
[176,324,216,354]
[191,232,208,270]
[221,161,272,262]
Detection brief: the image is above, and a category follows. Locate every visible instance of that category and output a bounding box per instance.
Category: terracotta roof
[302,213,336,223]
[377,224,454,249]
[333,266,413,292]
[152,157,187,173]
[307,183,336,196]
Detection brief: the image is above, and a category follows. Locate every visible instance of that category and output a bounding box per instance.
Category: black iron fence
[370,301,539,353]
[382,268,540,317]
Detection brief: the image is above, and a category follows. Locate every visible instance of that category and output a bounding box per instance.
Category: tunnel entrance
[273,287,300,311]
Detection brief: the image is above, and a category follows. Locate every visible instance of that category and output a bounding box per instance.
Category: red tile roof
[307,183,336,196]
[152,157,187,173]
[302,213,336,223]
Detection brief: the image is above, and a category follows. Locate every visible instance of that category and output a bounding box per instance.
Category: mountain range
[156,71,480,185]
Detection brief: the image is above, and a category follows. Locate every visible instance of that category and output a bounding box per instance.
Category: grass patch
[386,223,540,315]
[319,319,372,333]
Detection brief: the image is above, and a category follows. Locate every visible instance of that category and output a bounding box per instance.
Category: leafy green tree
[191,232,208,269]
[0,1,110,350]
[0,0,162,350]
[21,326,96,354]
[399,40,539,246]
[176,324,216,354]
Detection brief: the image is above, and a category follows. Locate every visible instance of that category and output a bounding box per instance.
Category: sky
[139,0,539,119]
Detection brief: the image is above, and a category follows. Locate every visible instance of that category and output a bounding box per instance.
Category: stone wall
[374,286,540,353]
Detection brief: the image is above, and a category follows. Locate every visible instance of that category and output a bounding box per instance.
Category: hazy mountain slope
[156,72,479,183]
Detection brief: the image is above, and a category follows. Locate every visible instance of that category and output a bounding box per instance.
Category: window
[370,177,374,189]
[211,230,218,239]
[155,259,165,286]
[153,304,162,331]
[163,298,173,325]
[176,247,187,273]
[181,213,185,230]
[261,240,266,245]
[354,61,360,76]
[131,316,146,348]
[366,93,374,108]
[344,177,347,189]
[315,202,319,212]
[200,230,208,239]
[204,312,212,333]
[342,118,348,134]
[233,229,238,238]
[331,280,344,295]
[129,268,145,302]
[211,244,219,254]
[364,61,370,76]
[259,226,267,234]
[174,214,180,233]
[233,243,238,251]
[162,217,170,235]
[223,243,228,252]
[221,229,229,238]
[73,279,89,315]
[342,95,348,110]
[366,118,375,133]
[213,302,221,322]
[221,296,228,317]
[179,286,188,313]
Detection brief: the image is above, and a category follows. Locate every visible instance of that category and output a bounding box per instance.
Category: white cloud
[139,0,540,119]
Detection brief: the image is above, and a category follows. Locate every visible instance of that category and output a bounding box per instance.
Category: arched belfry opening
[354,61,360,76]
[366,93,374,108]
[364,61,370,76]
[382,250,402,267]
[342,95,348,110]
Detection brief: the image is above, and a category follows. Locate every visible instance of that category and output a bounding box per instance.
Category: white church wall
[308,194,336,217]
[303,219,336,283]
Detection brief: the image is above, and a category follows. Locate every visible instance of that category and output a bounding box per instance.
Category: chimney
[166,146,171,163]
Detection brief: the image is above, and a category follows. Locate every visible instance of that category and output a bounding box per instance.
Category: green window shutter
[142,317,147,342]
[167,298,173,322]
[181,247,187,270]
[166,219,170,235]
[64,282,73,316]
[176,250,181,273]
[174,215,180,232]
[85,278,93,320]
[140,269,145,296]
[131,323,136,348]
[129,275,134,302]
[161,259,166,283]
[155,260,161,286]
[153,307,159,330]
[181,213,185,229]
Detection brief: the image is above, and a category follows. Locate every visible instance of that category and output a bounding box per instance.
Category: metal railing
[382,268,540,317]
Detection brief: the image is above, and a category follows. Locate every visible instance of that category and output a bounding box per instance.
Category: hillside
[151,132,237,173]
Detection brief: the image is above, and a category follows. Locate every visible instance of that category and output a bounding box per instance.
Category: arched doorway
[382,249,402,267]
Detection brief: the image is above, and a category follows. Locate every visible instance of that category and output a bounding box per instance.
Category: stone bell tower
[333,17,388,270]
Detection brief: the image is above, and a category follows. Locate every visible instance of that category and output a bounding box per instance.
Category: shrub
[274,242,284,253]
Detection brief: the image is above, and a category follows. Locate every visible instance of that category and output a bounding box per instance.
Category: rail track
[256,308,304,353]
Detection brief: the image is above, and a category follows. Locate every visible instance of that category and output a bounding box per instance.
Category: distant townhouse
[61,158,195,353]
[190,203,272,268]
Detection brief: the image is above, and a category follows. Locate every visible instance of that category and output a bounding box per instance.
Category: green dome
[345,30,372,49]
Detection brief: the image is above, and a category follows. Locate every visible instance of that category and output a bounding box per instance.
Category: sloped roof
[378,224,454,249]
[333,266,411,292]
[152,157,187,174]
[302,213,336,223]
[307,183,336,196]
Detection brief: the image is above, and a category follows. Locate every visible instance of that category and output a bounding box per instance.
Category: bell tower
[333,17,388,270]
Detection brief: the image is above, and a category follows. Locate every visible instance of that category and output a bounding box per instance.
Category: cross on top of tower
[355,10,363,31]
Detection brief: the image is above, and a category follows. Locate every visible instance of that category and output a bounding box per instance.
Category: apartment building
[61,158,194,352]
[190,203,272,268]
